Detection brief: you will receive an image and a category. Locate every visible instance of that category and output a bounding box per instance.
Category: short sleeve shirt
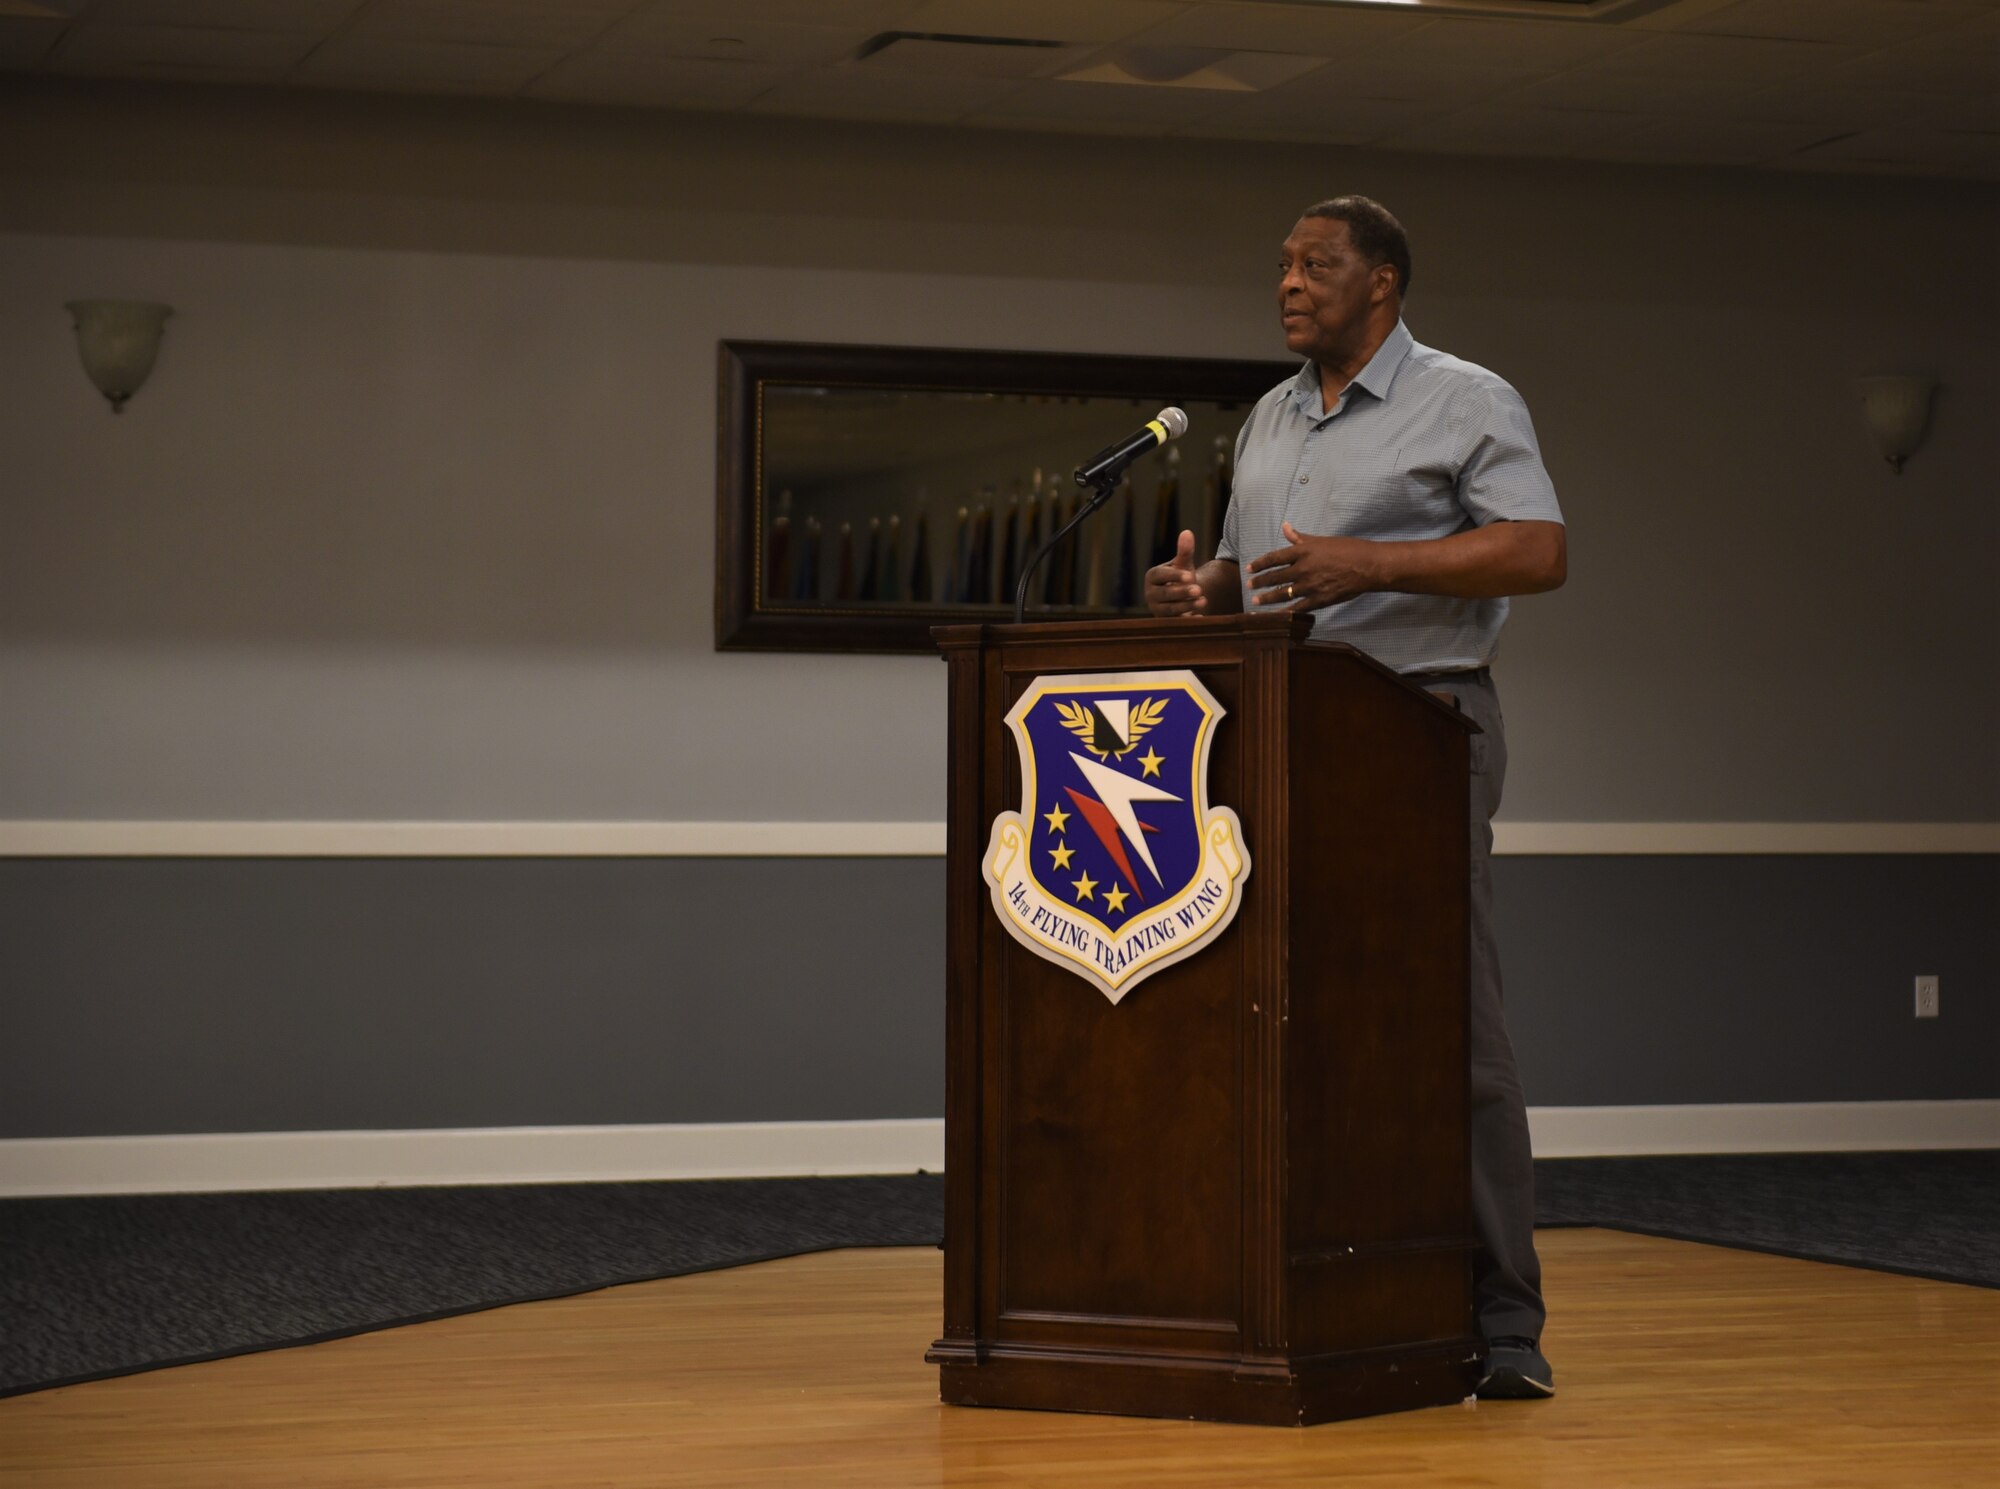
[1217,321,1563,674]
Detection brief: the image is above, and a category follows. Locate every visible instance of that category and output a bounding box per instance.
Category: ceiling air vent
[1059,47,1326,93]
[854,32,1082,79]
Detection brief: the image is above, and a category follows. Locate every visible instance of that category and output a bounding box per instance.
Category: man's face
[1278,216,1392,363]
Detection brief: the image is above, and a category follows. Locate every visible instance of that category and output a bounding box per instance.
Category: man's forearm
[1366,520,1566,599]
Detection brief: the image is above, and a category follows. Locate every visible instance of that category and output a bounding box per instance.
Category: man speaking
[1144,196,1567,1400]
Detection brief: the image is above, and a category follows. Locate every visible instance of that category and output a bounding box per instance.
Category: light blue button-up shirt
[1218,321,1564,674]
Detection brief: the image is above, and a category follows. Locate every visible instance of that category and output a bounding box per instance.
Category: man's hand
[1245,521,1382,610]
[1144,529,1209,616]
[1245,518,1567,608]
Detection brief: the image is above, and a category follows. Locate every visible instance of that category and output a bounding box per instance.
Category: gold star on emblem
[1072,872,1097,902]
[1138,747,1165,779]
[1049,842,1074,870]
[1103,884,1129,914]
[1043,803,1070,834]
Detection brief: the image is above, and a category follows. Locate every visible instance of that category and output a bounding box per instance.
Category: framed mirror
[715,340,1295,652]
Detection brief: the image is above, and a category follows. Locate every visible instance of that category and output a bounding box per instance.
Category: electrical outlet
[1914,975,1940,1019]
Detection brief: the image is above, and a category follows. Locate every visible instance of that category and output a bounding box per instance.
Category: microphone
[1014,407,1190,624]
[1072,407,1189,489]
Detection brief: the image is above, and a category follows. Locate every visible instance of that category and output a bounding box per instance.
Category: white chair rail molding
[0,819,1996,857]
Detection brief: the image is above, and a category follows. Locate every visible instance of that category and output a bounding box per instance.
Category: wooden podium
[926,612,1483,1426]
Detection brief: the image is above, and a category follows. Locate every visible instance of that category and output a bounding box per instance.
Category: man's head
[1303,196,1411,299]
[1279,196,1410,368]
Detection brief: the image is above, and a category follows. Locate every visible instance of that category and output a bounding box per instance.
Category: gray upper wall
[1,79,1995,825]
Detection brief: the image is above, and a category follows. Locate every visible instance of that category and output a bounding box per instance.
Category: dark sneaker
[1477,1336,1555,1399]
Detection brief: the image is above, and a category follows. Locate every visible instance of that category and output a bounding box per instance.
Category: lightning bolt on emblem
[1067,751,1181,901]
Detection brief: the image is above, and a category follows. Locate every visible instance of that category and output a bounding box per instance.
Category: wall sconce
[65,299,173,413]
[1855,374,1936,475]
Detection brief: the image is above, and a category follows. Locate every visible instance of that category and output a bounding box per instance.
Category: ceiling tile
[1189,122,1318,144]
[348,0,640,50]
[962,113,1161,136]
[527,51,791,108]
[1598,31,1855,81]
[1829,31,2000,94]
[84,0,364,26]
[1381,103,1649,157]
[617,0,923,29]
[1291,51,1497,100]
[1290,18,1651,101]
[297,34,562,89]
[1373,16,1647,73]
[1230,92,1441,140]
[598,12,878,65]
[0,15,63,64]
[897,0,1184,45]
[1794,125,2000,174]
[1952,10,2000,48]
[1516,33,1848,114]
[1197,123,1418,148]
[1213,68,1444,133]
[1121,1,1430,52]
[1536,72,1785,115]
[1570,114,1852,164]
[1782,152,1946,180]
[54,20,315,68]
[1682,0,1986,48]
[971,73,1246,127]
[1741,83,1953,131]
[51,59,300,84]
[748,63,1025,121]
[1918,90,2000,132]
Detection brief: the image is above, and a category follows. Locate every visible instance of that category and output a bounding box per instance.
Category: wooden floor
[3,1229,1996,1488]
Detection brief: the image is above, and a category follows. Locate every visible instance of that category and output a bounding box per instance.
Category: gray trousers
[1423,669,1546,1343]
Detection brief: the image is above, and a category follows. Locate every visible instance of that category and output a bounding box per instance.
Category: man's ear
[1371,263,1398,304]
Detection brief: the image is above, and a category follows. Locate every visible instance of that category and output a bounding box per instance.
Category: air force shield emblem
[983,669,1250,1004]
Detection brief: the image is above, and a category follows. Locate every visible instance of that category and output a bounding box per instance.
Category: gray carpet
[1536,1150,2000,1288]
[1,1153,1992,1399]
[0,1174,944,1399]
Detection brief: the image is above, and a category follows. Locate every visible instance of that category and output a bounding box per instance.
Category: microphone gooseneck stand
[1012,472,1121,626]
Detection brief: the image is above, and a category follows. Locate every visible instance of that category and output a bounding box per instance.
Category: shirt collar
[1288,319,1416,417]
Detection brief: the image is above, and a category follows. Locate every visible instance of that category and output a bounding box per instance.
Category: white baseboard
[1,1103,1993,1197]
[0,1119,949,1198]
[1,819,1995,857]
[1494,822,2000,855]
[0,820,951,858]
[1527,1100,2000,1158]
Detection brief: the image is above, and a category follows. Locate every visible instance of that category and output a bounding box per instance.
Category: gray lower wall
[0,859,948,1137]
[1497,856,1997,1106]
[0,855,1993,1139]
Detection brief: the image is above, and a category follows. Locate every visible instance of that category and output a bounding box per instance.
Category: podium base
[930,1337,1483,1427]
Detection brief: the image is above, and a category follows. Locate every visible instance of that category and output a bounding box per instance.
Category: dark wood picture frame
[714,340,1294,653]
